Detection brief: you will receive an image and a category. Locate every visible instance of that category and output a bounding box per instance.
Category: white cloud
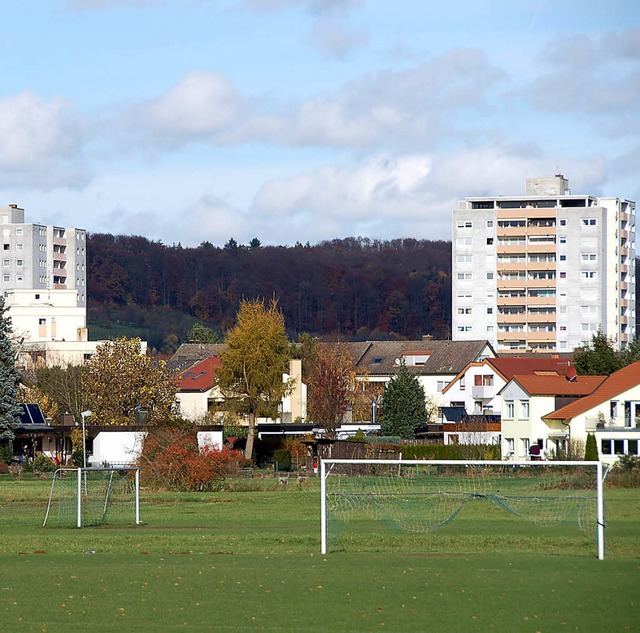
[129,71,242,147]
[0,91,89,189]
[308,16,368,58]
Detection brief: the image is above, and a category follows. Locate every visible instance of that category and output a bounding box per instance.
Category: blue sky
[2,0,639,246]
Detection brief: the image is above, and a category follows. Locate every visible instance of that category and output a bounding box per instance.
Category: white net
[43,468,140,528]
[322,460,606,556]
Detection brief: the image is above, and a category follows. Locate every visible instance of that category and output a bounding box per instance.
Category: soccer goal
[321,459,607,559]
[43,467,140,528]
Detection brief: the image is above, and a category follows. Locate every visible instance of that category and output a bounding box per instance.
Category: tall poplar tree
[0,297,22,442]
[217,299,291,460]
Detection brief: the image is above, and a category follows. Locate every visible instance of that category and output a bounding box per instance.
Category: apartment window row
[2,274,23,283]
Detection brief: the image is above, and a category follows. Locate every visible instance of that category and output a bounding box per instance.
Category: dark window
[601,439,612,455]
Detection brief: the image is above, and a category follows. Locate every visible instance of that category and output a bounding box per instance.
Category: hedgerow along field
[1,474,638,632]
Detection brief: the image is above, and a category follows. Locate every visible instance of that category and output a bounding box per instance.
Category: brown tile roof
[168,343,226,373]
[543,360,640,421]
[509,373,606,397]
[341,339,493,376]
[176,357,221,392]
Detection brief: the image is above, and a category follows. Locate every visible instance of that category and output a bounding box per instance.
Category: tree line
[87,234,453,349]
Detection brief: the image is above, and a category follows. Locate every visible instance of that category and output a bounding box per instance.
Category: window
[457,307,472,315]
[487,307,493,314]
[16,227,23,235]
[474,374,494,386]
[559,255,566,261]
[35,294,40,299]
[3,245,8,251]
[487,272,494,279]
[582,218,597,226]
[2,275,8,282]
[457,325,472,332]
[486,220,494,228]
[581,253,597,262]
[457,255,473,263]
[582,271,597,279]
[560,272,567,278]
[457,220,473,229]
[16,275,23,283]
[486,325,494,332]
[457,237,473,246]
[16,259,22,267]
[2,259,8,267]
[505,438,515,455]
[521,438,530,456]
[436,380,449,393]
[559,236,567,244]
[16,244,22,251]
[486,237,494,245]
[457,272,472,280]
[520,400,530,419]
[559,219,566,226]
[505,401,514,419]
[460,376,466,391]
[38,318,46,325]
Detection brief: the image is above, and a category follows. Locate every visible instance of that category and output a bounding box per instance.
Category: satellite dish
[394,358,401,365]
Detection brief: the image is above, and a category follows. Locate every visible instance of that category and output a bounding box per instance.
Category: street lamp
[80,411,92,469]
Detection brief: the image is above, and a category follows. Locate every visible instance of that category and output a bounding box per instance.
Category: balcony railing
[585,416,640,432]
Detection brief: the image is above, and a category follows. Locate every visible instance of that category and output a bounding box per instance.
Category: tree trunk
[244,411,256,461]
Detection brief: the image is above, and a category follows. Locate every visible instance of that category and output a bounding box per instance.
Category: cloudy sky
[3,0,639,246]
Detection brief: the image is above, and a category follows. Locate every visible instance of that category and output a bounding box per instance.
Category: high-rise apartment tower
[452,176,636,353]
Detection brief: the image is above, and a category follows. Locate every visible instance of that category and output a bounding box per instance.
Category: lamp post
[80,411,92,469]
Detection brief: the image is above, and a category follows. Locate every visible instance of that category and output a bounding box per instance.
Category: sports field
[1,475,638,632]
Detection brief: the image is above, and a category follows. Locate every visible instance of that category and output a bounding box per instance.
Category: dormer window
[400,351,432,366]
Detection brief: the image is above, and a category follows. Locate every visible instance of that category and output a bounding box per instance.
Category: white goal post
[43,467,141,528]
[320,459,606,560]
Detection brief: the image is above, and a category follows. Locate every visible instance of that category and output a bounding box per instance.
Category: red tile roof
[544,360,640,421]
[487,357,575,381]
[176,357,220,392]
[510,373,606,397]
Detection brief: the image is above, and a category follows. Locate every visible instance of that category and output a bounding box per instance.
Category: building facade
[452,176,636,353]
[0,204,87,342]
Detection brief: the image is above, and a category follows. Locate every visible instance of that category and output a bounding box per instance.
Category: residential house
[175,357,222,421]
[499,373,607,460]
[440,357,576,444]
[542,360,640,465]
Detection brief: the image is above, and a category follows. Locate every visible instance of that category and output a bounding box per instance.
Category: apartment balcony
[526,261,556,270]
[497,226,528,237]
[620,245,629,257]
[526,331,556,342]
[526,277,556,288]
[497,313,526,323]
[526,295,556,306]
[526,313,556,323]
[497,261,527,272]
[497,208,557,220]
[585,416,640,432]
[619,229,629,240]
[496,244,526,254]
[620,264,628,274]
[496,279,527,289]
[526,242,556,252]
[496,295,526,306]
[620,211,629,222]
[526,225,557,236]
[620,281,628,291]
[471,385,496,399]
[497,330,526,340]
[53,236,66,247]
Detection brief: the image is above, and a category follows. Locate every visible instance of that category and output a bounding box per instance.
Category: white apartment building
[452,176,636,353]
[0,204,87,342]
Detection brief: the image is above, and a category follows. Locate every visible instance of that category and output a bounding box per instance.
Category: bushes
[0,443,12,465]
[138,423,245,491]
[401,443,501,460]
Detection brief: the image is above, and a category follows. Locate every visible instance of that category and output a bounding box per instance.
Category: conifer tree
[585,432,598,461]
[0,297,22,442]
[380,362,427,439]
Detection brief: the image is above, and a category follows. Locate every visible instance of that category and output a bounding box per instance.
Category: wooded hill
[87,235,453,351]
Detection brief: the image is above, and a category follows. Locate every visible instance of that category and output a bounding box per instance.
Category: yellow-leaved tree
[217,299,291,460]
[82,337,177,426]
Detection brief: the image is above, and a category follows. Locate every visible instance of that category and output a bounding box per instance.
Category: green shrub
[32,454,57,473]
[401,444,501,460]
[347,430,367,443]
[0,443,13,465]
[274,449,292,472]
[71,450,85,467]
[366,436,402,445]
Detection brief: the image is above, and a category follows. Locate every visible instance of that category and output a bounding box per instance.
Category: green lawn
[1,475,638,632]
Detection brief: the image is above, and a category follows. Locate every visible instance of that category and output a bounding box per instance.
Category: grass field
[1,474,638,632]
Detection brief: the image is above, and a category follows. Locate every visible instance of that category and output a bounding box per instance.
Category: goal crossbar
[320,459,606,559]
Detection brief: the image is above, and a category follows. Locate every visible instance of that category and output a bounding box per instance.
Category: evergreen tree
[0,297,22,442]
[380,362,427,439]
[585,432,598,461]
[573,329,623,376]
[187,322,220,344]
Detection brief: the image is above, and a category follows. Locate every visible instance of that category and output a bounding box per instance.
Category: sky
[2,0,639,247]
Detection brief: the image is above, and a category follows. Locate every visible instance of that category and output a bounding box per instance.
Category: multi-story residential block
[0,204,87,343]
[452,176,636,353]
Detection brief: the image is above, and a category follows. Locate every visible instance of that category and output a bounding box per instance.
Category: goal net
[43,467,140,528]
[321,459,607,559]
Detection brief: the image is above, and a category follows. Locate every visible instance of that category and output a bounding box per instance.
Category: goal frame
[43,467,141,528]
[320,459,606,559]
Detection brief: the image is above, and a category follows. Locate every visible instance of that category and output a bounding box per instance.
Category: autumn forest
[87,234,453,351]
